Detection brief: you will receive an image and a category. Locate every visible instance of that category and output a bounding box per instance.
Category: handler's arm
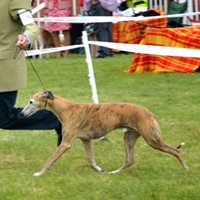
[9,0,39,49]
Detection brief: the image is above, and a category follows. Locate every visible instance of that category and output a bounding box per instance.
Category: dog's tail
[176,142,185,149]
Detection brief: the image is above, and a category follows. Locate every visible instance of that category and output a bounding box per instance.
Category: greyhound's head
[21,91,54,117]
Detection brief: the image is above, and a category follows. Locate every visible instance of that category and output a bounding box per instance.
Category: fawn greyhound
[21,91,188,176]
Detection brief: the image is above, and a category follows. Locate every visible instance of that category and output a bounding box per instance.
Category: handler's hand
[16,34,29,50]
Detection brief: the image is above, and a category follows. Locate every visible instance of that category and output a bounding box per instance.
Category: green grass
[0,53,200,200]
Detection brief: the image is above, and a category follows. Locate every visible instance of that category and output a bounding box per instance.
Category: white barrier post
[82,31,99,103]
[73,0,77,16]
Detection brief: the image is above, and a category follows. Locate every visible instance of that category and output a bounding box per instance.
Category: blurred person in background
[84,0,118,58]
[83,0,98,57]
[44,0,72,58]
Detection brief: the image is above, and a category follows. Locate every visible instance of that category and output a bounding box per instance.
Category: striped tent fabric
[128,25,200,73]
[113,9,167,45]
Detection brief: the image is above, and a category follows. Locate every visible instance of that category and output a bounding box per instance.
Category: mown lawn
[0,53,200,200]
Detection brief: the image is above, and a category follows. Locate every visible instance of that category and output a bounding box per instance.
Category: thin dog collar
[44,98,48,108]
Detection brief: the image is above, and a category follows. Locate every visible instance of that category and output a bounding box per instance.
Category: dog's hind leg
[109,131,140,174]
[140,120,188,171]
[146,138,188,171]
[81,139,105,172]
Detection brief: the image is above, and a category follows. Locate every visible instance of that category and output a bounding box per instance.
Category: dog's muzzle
[21,106,35,117]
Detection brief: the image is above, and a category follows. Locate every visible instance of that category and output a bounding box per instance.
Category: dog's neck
[45,95,73,123]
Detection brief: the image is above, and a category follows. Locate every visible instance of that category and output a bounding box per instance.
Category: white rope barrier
[34,12,200,23]
[88,41,200,58]
[25,44,84,57]
[26,41,200,58]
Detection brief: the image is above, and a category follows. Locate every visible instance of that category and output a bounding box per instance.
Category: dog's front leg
[34,131,75,177]
[33,142,71,177]
[81,139,105,172]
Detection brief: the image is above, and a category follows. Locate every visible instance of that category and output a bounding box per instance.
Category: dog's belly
[76,130,107,140]
[76,127,133,140]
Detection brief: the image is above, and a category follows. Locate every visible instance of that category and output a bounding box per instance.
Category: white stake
[82,31,99,104]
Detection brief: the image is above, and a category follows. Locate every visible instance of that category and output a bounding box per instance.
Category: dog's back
[74,102,157,139]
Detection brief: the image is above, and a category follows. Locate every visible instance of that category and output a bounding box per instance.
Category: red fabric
[45,0,72,32]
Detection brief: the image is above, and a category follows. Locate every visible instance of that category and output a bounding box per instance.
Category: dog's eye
[30,100,33,104]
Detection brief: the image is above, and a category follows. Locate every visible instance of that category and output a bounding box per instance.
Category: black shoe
[95,55,105,58]
[55,123,62,146]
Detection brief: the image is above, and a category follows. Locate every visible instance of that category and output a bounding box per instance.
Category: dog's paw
[108,169,120,174]
[33,172,42,177]
[185,166,189,172]
[95,165,106,172]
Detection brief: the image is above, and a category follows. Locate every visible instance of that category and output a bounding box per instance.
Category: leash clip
[13,47,20,59]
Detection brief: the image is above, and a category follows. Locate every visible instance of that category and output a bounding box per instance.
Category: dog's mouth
[21,110,36,117]
[26,112,35,117]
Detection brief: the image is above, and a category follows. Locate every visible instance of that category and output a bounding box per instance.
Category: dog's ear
[42,91,54,100]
